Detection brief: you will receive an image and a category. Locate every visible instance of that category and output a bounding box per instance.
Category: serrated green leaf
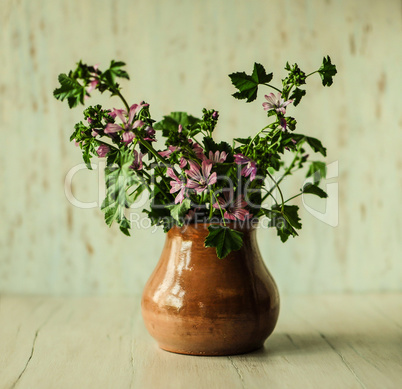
[101,150,137,232]
[119,217,131,236]
[251,62,273,84]
[234,137,252,145]
[306,161,327,184]
[318,56,337,87]
[203,136,233,162]
[289,88,306,106]
[154,112,200,132]
[53,73,85,108]
[281,205,302,230]
[302,183,328,198]
[204,225,244,259]
[269,205,301,243]
[103,60,129,85]
[306,136,327,157]
[229,63,272,103]
[166,198,192,225]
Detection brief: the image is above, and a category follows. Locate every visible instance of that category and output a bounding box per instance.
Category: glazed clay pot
[141,223,280,356]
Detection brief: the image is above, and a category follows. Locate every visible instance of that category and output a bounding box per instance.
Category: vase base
[158,343,264,356]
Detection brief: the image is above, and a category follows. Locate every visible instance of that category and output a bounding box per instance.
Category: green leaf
[119,217,131,236]
[53,74,85,108]
[282,205,302,230]
[154,112,200,135]
[289,88,306,106]
[101,150,138,233]
[306,136,327,157]
[204,225,244,259]
[251,63,273,84]
[102,60,129,86]
[203,136,233,162]
[166,198,192,225]
[306,161,327,184]
[318,56,337,87]
[302,183,328,198]
[267,167,275,175]
[234,137,252,145]
[143,206,173,232]
[229,63,273,103]
[270,205,301,243]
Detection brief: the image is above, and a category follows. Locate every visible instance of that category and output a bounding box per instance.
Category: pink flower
[192,142,205,160]
[104,103,148,144]
[86,79,99,94]
[206,150,227,164]
[178,124,183,133]
[186,160,217,194]
[234,154,257,181]
[159,145,180,158]
[280,117,287,131]
[179,157,188,168]
[144,126,156,142]
[108,111,117,119]
[213,191,251,221]
[262,93,293,115]
[96,144,110,157]
[166,168,186,204]
[130,150,144,170]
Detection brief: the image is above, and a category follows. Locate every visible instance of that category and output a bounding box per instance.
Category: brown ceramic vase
[141,223,280,356]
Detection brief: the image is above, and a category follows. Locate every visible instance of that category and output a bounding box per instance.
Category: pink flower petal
[96,144,110,157]
[123,131,135,144]
[179,157,187,168]
[208,172,217,186]
[104,123,123,134]
[133,120,144,129]
[113,108,127,124]
[201,160,212,178]
[166,168,179,182]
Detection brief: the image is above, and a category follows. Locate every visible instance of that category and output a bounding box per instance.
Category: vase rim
[169,219,259,232]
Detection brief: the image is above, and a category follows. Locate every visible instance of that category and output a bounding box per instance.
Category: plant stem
[284,192,303,204]
[262,151,299,202]
[262,187,278,205]
[306,70,319,78]
[245,124,272,155]
[137,136,169,168]
[211,191,226,226]
[209,190,214,219]
[267,171,285,212]
[263,83,282,93]
[275,152,298,187]
[114,89,130,112]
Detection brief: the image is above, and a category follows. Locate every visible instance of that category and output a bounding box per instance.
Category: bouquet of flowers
[54,56,336,258]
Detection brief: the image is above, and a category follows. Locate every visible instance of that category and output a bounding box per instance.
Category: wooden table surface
[0,294,401,389]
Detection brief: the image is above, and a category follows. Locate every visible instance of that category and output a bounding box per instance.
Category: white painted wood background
[1,294,401,388]
[0,0,401,295]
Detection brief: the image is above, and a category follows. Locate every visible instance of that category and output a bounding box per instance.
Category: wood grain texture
[0,294,401,388]
[0,0,401,295]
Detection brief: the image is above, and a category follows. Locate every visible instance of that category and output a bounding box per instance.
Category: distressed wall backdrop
[1,0,401,295]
